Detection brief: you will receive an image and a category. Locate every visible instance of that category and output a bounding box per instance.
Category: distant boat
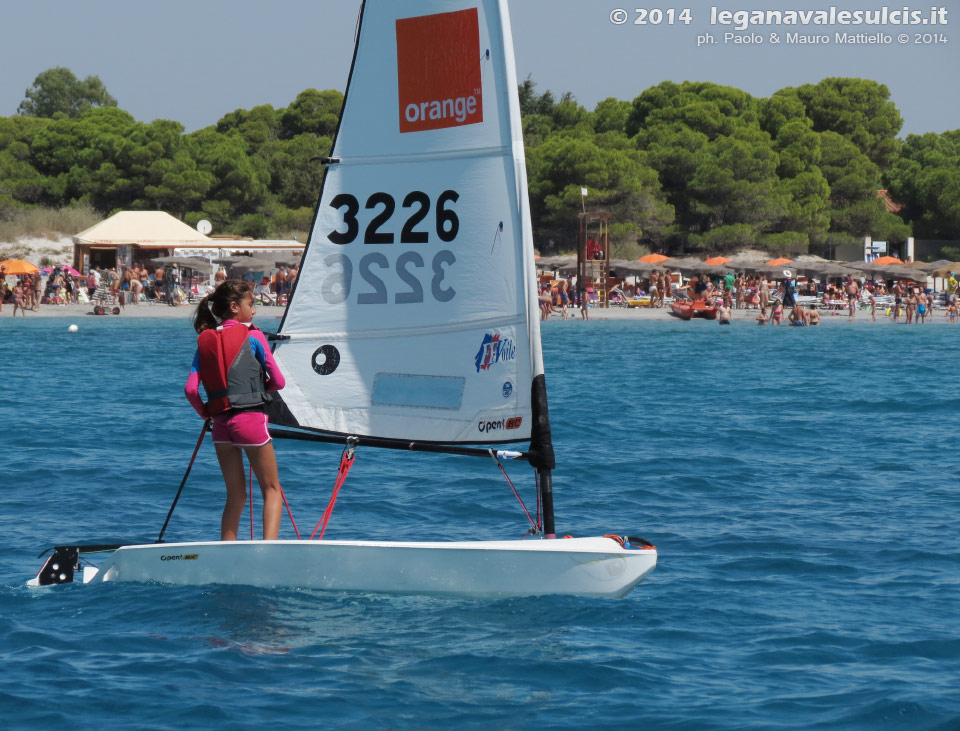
[670,300,719,320]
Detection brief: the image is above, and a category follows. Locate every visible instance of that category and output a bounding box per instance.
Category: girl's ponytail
[193,294,219,333]
[192,279,254,333]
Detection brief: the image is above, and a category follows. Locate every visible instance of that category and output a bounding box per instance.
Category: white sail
[273,0,544,444]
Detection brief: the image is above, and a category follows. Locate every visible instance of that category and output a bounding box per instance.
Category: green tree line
[1,67,956,256]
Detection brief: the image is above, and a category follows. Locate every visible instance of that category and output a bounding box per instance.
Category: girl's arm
[184,350,206,417]
[249,330,286,391]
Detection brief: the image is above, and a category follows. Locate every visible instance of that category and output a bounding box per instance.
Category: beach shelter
[638,253,669,264]
[766,257,793,266]
[704,256,731,266]
[0,259,40,275]
[73,211,214,273]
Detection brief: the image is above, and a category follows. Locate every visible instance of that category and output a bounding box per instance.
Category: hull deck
[35,537,657,599]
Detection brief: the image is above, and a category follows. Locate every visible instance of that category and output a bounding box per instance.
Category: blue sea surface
[1,314,959,729]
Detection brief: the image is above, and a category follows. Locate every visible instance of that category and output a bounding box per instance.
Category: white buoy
[68,324,78,333]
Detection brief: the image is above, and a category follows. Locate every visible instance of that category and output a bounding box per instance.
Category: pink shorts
[211,410,271,447]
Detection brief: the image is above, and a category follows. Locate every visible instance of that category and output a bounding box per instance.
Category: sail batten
[328,145,513,167]
[273,315,526,343]
[272,0,548,446]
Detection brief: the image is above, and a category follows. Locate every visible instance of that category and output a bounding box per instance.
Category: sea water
[1,315,958,729]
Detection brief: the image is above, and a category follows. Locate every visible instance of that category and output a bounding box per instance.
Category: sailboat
[30,0,656,598]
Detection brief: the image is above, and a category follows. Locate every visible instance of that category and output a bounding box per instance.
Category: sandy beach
[2,299,948,324]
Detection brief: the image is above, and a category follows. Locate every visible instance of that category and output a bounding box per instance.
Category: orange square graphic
[396,8,483,133]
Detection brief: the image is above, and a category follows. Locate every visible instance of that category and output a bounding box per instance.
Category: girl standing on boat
[185,280,287,541]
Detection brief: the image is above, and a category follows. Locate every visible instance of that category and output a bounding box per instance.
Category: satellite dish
[196,219,213,235]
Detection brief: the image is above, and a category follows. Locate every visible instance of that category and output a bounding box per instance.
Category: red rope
[310,445,356,540]
[495,457,538,533]
[280,487,301,539]
[248,461,254,540]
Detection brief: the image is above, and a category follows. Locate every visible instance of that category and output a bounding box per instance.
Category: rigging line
[326,145,511,167]
[490,450,538,533]
[310,438,358,541]
[280,487,301,540]
[156,420,209,544]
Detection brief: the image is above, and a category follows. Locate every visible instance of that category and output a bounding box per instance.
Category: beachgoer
[717,302,731,325]
[185,280,287,541]
[723,271,735,299]
[892,282,903,322]
[662,269,673,305]
[772,301,783,326]
[780,275,796,308]
[845,276,859,318]
[788,303,806,326]
[949,300,958,323]
[580,287,589,320]
[693,272,709,302]
[904,291,915,324]
[12,281,27,316]
[916,290,928,324]
[756,307,767,326]
[869,293,876,322]
[807,304,820,325]
[759,275,770,311]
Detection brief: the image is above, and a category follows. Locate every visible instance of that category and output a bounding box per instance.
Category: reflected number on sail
[323,190,459,304]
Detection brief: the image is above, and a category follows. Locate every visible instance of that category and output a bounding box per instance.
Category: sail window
[372,373,465,410]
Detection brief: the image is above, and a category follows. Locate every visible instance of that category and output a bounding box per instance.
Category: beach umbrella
[638,253,669,264]
[929,266,960,278]
[663,256,705,274]
[228,257,277,272]
[923,260,960,274]
[61,265,82,276]
[882,266,928,282]
[871,255,903,266]
[804,262,858,277]
[537,254,576,269]
[610,258,655,275]
[0,259,40,275]
[274,254,302,267]
[704,255,731,266]
[766,257,793,266]
[150,255,211,270]
[212,255,258,265]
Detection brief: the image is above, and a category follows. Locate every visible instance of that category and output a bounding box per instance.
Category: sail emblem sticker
[475,333,516,373]
[396,8,483,133]
[312,345,341,375]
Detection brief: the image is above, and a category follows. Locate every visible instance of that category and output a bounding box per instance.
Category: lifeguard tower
[577,211,611,308]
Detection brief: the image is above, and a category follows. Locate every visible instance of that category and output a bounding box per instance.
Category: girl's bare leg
[215,443,248,541]
[243,441,283,540]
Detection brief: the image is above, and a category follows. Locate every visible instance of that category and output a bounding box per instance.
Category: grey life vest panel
[223,337,269,410]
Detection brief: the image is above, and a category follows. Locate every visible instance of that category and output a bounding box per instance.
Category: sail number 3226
[323,190,458,305]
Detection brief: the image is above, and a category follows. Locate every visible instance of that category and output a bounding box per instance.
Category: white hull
[68,537,656,598]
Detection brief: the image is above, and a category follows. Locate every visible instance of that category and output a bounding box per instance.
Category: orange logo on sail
[396,8,483,133]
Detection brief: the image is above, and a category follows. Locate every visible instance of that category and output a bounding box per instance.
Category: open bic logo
[396,8,483,133]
